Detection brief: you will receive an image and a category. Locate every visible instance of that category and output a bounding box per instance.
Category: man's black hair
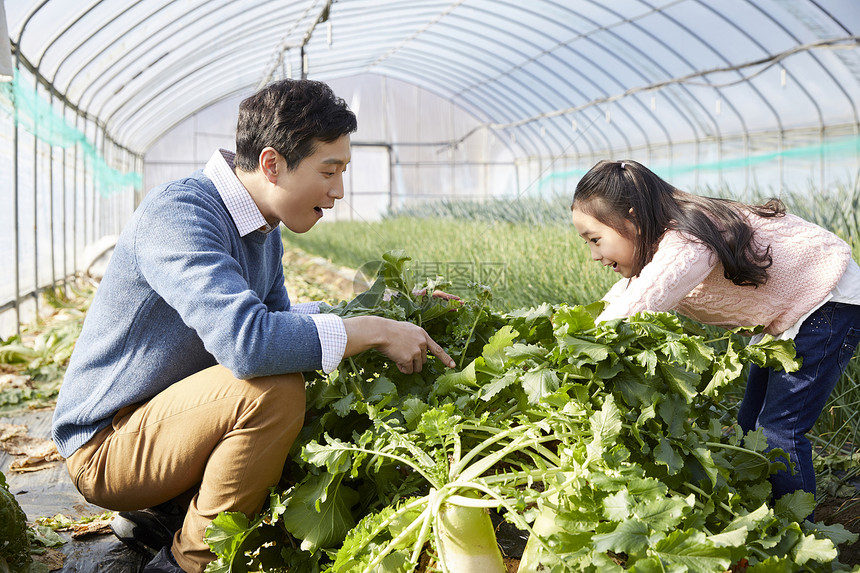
[235,79,357,172]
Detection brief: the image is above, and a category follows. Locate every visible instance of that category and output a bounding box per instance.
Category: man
[51,79,454,573]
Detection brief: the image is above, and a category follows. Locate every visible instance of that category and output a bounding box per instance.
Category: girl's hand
[412,288,462,301]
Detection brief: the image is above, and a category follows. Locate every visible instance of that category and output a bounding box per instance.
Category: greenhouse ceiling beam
[364,47,561,157]
[536,0,699,153]
[97,11,313,144]
[368,33,570,156]
[328,0,584,156]
[375,48,560,157]
[419,17,640,158]
[257,0,332,87]
[350,60,547,158]
[54,0,235,101]
[455,0,668,156]
[25,0,108,69]
[19,0,316,149]
[72,0,263,110]
[461,0,652,157]
[442,28,857,155]
[342,17,563,117]
[117,49,543,157]
[360,0,469,69]
[445,0,711,156]
[603,0,725,142]
[538,0,689,153]
[815,1,854,35]
[658,0,769,143]
[33,0,142,78]
[451,0,718,157]
[745,0,857,125]
[85,2,306,115]
[134,80,520,167]
[350,3,638,158]
[743,0,857,191]
[132,88,250,153]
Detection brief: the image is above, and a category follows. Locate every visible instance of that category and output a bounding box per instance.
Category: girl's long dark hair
[571,159,784,287]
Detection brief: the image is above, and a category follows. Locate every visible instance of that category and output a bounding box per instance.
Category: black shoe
[110,502,185,557]
[142,546,185,572]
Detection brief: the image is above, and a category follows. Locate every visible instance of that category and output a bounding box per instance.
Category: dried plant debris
[0,423,64,472]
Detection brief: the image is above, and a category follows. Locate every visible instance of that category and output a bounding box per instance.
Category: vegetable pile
[1,470,32,572]
[205,251,859,573]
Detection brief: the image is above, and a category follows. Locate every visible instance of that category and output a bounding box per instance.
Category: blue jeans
[737,302,860,513]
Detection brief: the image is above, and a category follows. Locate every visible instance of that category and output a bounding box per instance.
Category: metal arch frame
[89,2,311,118]
[23,0,316,141]
[54,0,236,99]
[347,23,568,157]
[742,0,858,191]
[24,0,103,66]
[369,62,546,158]
[316,65,537,162]
[131,73,524,165]
[132,88,246,153]
[79,2,297,115]
[694,0,816,189]
[450,0,701,161]
[743,0,857,124]
[7,0,855,164]
[344,1,633,157]
[101,27,549,154]
[10,46,140,164]
[341,53,549,158]
[320,0,567,156]
[96,9,316,138]
[118,58,540,160]
[417,15,630,157]
[454,0,665,159]
[647,0,805,189]
[32,0,143,71]
[513,0,758,183]
[89,1,478,152]
[563,0,705,153]
[453,0,651,158]
[337,14,568,136]
[650,2,774,134]
[547,0,692,156]
[580,1,724,147]
[447,0,712,161]
[808,0,855,36]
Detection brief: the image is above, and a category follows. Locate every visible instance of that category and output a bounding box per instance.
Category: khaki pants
[65,365,306,573]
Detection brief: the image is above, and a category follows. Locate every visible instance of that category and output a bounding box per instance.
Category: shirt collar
[203,149,276,236]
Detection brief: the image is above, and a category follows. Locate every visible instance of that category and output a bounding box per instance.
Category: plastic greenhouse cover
[3,0,857,155]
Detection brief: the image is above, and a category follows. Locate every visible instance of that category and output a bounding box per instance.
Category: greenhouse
[1,1,859,572]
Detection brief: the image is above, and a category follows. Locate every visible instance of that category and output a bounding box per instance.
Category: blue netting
[0,71,141,195]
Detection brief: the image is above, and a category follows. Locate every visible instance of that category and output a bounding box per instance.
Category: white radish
[436,501,505,572]
[517,500,563,572]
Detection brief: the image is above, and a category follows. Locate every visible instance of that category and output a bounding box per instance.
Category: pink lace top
[599,213,853,335]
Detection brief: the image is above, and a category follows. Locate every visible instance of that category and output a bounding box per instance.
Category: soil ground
[817,493,860,566]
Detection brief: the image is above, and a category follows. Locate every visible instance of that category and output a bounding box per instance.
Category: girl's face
[571,207,637,278]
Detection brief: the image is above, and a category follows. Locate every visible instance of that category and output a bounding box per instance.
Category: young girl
[571,159,860,513]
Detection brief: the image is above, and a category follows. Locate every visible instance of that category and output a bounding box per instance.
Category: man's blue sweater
[52,172,322,458]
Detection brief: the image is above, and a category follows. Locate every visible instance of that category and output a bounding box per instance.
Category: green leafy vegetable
[204,251,857,573]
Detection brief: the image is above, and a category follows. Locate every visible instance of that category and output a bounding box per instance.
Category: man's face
[267,135,351,233]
